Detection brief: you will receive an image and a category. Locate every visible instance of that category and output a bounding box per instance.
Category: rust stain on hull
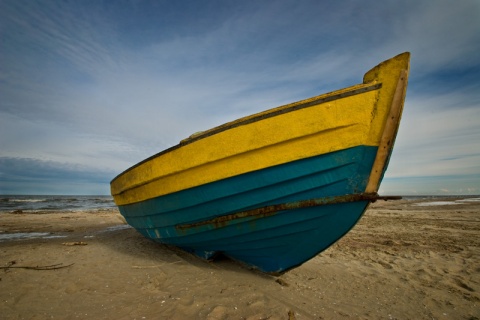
[176,193,401,231]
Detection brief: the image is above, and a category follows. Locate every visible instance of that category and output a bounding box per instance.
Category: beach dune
[1,198,479,319]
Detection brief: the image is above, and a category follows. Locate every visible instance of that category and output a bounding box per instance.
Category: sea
[0,195,116,213]
[1,194,479,213]
[405,196,480,206]
[0,194,478,243]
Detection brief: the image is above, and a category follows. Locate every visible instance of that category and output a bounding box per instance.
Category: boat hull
[118,145,376,273]
[111,53,410,273]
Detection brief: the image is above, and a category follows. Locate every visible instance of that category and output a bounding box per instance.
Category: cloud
[380,175,480,196]
[402,0,480,71]
[0,157,115,195]
[386,88,480,178]
[0,0,479,195]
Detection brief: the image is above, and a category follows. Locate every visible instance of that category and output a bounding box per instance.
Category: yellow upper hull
[111,53,410,206]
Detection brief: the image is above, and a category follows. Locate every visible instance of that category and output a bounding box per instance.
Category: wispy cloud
[389,89,480,174]
[1,0,479,194]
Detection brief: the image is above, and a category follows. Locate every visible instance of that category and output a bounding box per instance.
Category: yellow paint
[366,68,409,193]
[363,52,410,142]
[111,53,410,205]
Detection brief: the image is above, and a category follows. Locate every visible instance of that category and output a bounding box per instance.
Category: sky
[1,0,479,196]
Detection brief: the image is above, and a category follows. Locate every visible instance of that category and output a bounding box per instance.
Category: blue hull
[118,145,378,273]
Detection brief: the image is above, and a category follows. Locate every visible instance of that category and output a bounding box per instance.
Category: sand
[1,198,479,319]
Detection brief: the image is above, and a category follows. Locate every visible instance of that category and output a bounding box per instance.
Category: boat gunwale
[113,123,360,200]
[110,82,382,185]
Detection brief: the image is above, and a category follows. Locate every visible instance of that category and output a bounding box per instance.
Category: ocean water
[412,197,480,206]
[0,195,126,242]
[398,195,479,207]
[0,195,116,212]
[1,195,479,212]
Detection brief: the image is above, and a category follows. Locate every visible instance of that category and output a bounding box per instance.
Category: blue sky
[1,0,479,195]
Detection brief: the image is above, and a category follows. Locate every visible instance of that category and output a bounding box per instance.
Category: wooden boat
[111,52,410,274]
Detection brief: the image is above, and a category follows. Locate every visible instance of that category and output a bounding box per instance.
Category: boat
[111,52,410,274]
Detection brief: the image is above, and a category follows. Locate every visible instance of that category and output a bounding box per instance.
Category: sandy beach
[1,198,479,319]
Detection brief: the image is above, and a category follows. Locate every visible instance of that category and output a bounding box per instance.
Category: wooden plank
[365,69,408,193]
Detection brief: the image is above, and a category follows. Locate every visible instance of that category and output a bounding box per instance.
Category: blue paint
[118,145,378,273]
